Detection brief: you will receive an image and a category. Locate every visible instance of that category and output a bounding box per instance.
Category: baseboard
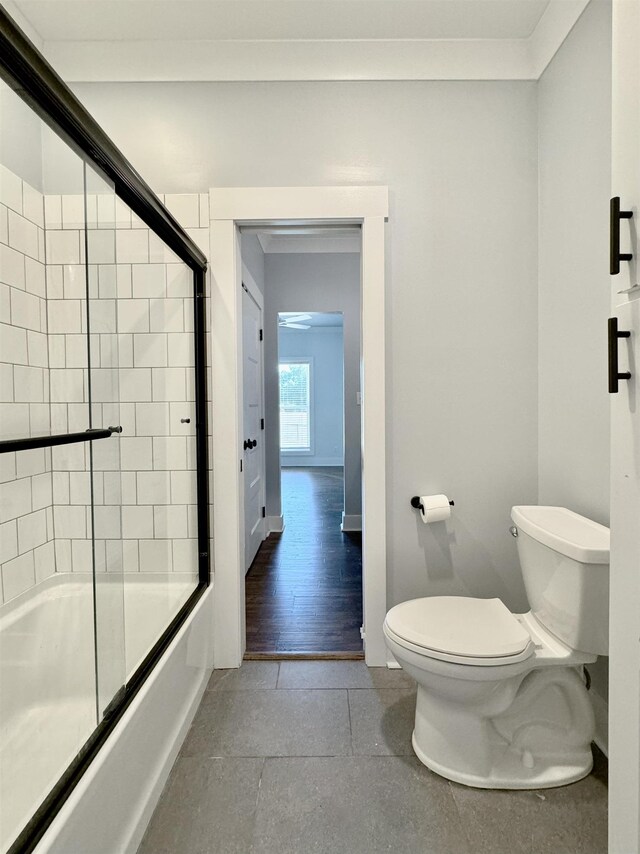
[590,689,608,757]
[386,651,401,669]
[267,515,284,534]
[341,513,362,532]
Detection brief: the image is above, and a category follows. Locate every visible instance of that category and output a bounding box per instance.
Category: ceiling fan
[278,313,312,330]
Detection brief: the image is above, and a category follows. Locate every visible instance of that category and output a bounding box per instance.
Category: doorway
[244,309,364,656]
[210,185,388,668]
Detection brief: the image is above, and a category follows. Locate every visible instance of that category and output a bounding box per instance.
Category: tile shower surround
[1,164,52,605]
[0,162,209,605]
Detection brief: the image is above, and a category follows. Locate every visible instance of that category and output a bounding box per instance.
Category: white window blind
[279,362,311,451]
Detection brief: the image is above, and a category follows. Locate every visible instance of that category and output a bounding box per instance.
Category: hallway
[245,467,363,657]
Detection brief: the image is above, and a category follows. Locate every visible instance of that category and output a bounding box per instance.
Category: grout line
[447,780,474,854]
[254,757,267,811]
[346,688,354,756]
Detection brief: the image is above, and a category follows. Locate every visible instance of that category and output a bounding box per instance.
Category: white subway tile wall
[0,165,54,603]
[51,191,201,583]
[0,160,208,604]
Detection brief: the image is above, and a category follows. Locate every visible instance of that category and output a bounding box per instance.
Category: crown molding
[528,0,590,78]
[3,0,43,48]
[36,0,590,83]
[45,37,529,81]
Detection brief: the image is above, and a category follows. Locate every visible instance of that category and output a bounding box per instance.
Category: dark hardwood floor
[245,466,363,659]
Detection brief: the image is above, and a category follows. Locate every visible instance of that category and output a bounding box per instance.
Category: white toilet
[384,505,609,789]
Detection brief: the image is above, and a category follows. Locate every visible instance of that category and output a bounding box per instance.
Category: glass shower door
[110,194,200,679]
[1,11,209,845]
[84,162,126,719]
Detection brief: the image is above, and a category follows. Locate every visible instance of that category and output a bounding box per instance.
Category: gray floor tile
[138,757,264,854]
[181,689,352,757]
[207,662,280,691]
[277,660,415,690]
[137,664,607,854]
[251,756,470,854]
[369,666,417,690]
[450,756,608,854]
[349,688,417,755]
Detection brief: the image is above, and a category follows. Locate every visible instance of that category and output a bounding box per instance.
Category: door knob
[251,439,257,448]
[243,439,251,450]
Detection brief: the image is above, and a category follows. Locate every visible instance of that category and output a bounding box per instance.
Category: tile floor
[138,661,608,854]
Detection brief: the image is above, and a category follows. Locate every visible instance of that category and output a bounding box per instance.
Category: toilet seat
[384,596,535,666]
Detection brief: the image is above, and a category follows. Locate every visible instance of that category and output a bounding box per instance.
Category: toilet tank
[511,506,610,655]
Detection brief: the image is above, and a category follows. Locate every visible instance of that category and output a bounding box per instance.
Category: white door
[242,286,265,572]
[609,2,640,852]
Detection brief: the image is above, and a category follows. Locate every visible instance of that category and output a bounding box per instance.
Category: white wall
[240,234,265,295]
[279,324,344,468]
[264,253,361,518]
[0,83,43,192]
[72,79,538,613]
[538,0,612,526]
[537,0,612,719]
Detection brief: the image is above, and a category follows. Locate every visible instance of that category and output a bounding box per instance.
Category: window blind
[279,362,311,451]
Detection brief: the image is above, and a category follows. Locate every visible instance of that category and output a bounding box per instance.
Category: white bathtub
[0,572,212,854]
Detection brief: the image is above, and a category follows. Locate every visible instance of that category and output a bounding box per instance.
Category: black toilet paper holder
[411,496,455,511]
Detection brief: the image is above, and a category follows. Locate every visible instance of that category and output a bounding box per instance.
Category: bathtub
[0,572,213,854]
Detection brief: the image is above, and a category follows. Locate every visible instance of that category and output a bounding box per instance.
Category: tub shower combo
[0,12,211,854]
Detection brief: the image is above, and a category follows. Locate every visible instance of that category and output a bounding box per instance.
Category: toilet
[384,505,609,789]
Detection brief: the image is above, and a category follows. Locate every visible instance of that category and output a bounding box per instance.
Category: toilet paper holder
[411,496,455,511]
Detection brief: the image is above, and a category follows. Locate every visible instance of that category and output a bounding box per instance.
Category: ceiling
[279,312,344,329]
[11,1,551,42]
[7,0,590,82]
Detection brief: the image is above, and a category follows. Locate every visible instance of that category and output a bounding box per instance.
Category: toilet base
[410,666,596,790]
[411,730,593,790]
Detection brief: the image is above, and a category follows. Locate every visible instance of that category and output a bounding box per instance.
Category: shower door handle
[608,317,631,393]
[0,426,120,455]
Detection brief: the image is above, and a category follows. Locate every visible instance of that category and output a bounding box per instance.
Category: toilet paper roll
[419,494,451,524]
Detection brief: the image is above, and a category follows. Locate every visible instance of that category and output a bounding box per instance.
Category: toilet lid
[385,597,532,660]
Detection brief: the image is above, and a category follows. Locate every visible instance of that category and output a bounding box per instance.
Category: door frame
[241,268,266,571]
[209,186,388,667]
[609,0,640,850]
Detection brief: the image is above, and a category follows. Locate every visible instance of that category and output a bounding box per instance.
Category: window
[279,360,312,452]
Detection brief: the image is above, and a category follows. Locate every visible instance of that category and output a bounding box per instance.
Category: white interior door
[609,2,640,852]
[242,286,265,572]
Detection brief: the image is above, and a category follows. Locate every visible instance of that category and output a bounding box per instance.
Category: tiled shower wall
[0,164,54,604]
[0,161,209,604]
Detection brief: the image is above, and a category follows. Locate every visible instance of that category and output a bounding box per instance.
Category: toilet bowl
[384,506,609,789]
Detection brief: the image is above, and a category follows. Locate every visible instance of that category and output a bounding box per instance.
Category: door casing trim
[209,185,388,667]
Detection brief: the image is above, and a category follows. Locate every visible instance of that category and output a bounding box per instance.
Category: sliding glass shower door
[0,36,208,849]
[0,85,127,849]
[85,162,127,719]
